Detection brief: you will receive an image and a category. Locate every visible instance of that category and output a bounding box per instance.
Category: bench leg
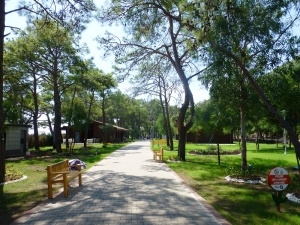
[63,174,68,198]
[48,181,53,199]
[78,173,82,186]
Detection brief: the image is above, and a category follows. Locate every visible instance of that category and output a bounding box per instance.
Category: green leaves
[272,191,288,206]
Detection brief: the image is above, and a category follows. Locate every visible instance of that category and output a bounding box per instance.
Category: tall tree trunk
[177,82,195,160]
[164,96,173,151]
[168,16,195,160]
[158,79,169,145]
[240,76,247,171]
[161,76,174,150]
[53,61,62,152]
[102,92,107,147]
[255,129,259,150]
[33,75,40,150]
[178,125,187,160]
[46,112,53,135]
[240,106,247,170]
[84,92,94,148]
[66,86,77,150]
[0,0,5,183]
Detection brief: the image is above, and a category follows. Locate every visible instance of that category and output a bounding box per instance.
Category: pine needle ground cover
[165,142,300,225]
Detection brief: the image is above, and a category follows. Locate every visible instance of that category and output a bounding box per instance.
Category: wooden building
[69,121,128,143]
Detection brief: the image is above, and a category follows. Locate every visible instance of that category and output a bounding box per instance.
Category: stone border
[225,176,300,204]
[225,175,266,184]
[286,193,300,204]
[0,175,28,186]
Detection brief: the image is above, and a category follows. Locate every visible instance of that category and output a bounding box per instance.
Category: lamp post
[282,110,287,154]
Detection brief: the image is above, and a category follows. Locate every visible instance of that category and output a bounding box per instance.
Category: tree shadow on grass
[190,180,300,225]
[0,188,46,225]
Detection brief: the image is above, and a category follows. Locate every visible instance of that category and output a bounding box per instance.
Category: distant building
[5,124,31,156]
[69,121,128,143]
[186,130,233,144]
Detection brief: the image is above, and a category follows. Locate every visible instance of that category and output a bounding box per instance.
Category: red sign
[268,167,290,191]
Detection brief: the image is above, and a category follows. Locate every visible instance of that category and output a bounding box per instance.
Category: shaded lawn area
[165,142,300,225]
[0,143,127,225]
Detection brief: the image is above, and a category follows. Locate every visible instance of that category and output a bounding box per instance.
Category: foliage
[97,0,208,160]
[28,134,53,148]
[4,166,23,182]
[225,164,261,180]
[289,174,300,195]
[258,58,300,137]
[1,0,97,182]
[167,154,180,161]
[205,144,219,151]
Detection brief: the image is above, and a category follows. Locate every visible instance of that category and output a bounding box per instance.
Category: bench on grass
[47,159,82,199]
[153,147,164,161]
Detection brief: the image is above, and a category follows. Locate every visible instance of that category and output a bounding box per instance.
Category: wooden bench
[47,159,82,199]
[153,147,164,161]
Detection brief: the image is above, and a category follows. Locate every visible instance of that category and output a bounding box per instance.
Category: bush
[225,164,262,180]
[289,174,300,195]
[206,144,221,151]
[28,133,53,148]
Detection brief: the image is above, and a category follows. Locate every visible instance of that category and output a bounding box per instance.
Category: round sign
[268,167,290,191]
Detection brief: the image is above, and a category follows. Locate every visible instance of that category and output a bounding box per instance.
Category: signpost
[268,167,290,211]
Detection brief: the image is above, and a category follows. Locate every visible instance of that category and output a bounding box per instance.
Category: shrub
[28,133,53,148]
[206,144,220,151]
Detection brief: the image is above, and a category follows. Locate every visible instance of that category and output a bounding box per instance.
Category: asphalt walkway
[11,141,231,225]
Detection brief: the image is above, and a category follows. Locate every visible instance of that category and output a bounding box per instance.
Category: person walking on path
[11,141,230,225]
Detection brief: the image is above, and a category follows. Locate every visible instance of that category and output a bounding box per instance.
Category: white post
[282,110,287,154]
[284,127,287,154]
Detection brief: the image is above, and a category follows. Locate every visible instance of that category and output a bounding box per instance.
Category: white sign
[268,167,290,191]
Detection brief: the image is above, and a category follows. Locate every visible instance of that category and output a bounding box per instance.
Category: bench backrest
[47,159,69,174]
[152,139,167,146]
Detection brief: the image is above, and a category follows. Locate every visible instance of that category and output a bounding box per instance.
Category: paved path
[11,141,230,225]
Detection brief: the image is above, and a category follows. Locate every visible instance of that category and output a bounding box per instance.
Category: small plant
[225,164,261,180]
[189,149,240,155]
[206,145,220,151]
[272,191,288,211]
[168,155,180,161]
[5,167,23,182]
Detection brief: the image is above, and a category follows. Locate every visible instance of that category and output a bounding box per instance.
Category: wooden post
[47,166,53,199]
[276,192,281,212]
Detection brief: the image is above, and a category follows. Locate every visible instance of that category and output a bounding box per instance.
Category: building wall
[69,122,127,143]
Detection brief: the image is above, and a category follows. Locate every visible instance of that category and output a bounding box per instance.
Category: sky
[5,0,210,105]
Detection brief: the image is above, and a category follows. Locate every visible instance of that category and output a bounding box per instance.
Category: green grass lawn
[2,141,300,225]
[0,143,127,225]
[163,142,300,225]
